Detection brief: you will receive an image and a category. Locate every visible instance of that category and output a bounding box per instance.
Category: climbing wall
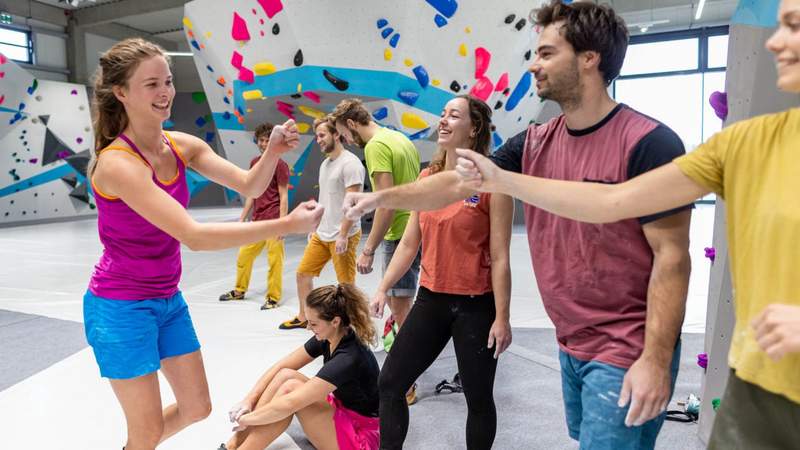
[182,0,544,204]
[0,53,96,225]
[697,0,800,443]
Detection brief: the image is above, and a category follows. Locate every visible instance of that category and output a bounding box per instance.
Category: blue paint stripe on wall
[217,66,455,131]
[731,0,780,28]
[0,164,77,198]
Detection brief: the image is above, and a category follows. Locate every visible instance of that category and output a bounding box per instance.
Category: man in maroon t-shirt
[342,2,693,449]
[219,122,290,310]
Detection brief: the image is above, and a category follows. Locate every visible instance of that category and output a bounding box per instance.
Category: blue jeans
[559,341,681,450]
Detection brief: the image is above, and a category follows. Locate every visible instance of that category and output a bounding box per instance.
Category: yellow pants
[296,232,361,283]
[234,237,284,300]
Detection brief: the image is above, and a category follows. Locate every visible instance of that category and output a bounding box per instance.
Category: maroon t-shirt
[491,104,690,368]
[250,156,289,221]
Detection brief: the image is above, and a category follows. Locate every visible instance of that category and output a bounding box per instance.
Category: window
[0,27,33,64]
[613,27,728,151]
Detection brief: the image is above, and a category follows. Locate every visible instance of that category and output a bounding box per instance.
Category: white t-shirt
[316,150,365,241]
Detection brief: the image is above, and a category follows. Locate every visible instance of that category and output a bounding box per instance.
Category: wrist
[362,247,375,256]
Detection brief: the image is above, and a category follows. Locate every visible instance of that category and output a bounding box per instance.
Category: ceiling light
[164,52,194,57]
[695,0,707,20]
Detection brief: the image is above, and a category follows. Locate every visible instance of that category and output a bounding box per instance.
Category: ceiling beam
[71,0,186,27]
[0,0,69,27]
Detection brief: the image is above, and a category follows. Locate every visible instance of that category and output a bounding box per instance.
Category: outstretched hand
[267,119,300,155]
[454,148,504,193]
[342,191,380,221]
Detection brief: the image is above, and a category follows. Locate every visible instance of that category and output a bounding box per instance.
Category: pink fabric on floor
[327,394,379,450]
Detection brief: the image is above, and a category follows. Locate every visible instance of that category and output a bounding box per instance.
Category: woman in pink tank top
[85,38,323,449]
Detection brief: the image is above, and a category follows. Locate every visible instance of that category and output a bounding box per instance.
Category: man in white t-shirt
[279,116,366,330]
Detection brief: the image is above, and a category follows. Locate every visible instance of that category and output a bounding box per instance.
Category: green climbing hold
[192,91,207,104]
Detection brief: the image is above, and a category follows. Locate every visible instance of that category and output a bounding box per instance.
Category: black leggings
[379,287,498,450]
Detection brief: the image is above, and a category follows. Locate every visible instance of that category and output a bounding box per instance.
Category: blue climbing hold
[413,66,430,89]
[223,111,232,120]
[389,33,400,48]
[425,0,458,18]
[434,14,448,27]
[409,128,431,141]
[505,72,532,112]
[397,90,419,106]
[372,107,388,121]
[195,116,206,128]
[492,132,503,149]
[381,27,394,39]
[377,18,388,29]
[204,131,215,143]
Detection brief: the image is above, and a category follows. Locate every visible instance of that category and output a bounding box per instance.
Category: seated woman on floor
[221,284,379,450]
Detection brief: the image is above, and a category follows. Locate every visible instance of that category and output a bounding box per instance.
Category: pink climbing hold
[0,53,6,64]
[709,91,728,121]
[0,71,4,79]
[469,76,494,102]
[257,0,284,19]
[303,91,321,103]
[494,73,509,92]
[232,12,251,41]
[474,47,491,79]
[704,247,716,263]
[697,353,708,369]
[276,100,294,111]
[0,94,4,106]
[231,51,244,69]
[238,67,255,84]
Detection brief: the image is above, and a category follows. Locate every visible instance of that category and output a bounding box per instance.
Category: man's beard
[538,58,582,109]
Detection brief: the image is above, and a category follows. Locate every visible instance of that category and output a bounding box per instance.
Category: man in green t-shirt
[330,99,421,332]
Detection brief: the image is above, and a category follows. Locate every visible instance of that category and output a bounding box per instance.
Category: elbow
[181,225,206,251]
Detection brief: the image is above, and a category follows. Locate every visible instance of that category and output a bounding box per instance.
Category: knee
[275,367,300,383]
[129,418,164,449]
[277,378,304,396]
[296,272,313,284]
[184,397,212,423]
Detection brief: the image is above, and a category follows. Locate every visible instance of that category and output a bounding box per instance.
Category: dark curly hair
[532,1,629,86]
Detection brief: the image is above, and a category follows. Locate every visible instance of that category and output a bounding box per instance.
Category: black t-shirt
[491,104,692,224]
[304,330,379,417]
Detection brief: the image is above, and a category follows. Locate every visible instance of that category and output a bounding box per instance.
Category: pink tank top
[88,132,189,300]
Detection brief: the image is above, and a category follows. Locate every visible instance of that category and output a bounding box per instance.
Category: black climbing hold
[504,14,516,24]
[503,88,510,95]
[294,49,303,67]
[272,23,280,35]
[449,81,461,92]
[525,49,532,60]
[494,101,503,110]
[323,70,350,91]
[515,18,527,31]
[290,93,302,99]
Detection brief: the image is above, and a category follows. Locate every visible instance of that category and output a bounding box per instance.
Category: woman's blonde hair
[305,284,376,346]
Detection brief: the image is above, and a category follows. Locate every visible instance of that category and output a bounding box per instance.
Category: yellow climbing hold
[182,17,193,29]
[299,105,326,120]
[242,89,264,100]
[297,122,311,133]
[465,26,472,34]
[297,83,303,93]
[246,108,253,113]
[384,48,393,61]
[205,32,212,39]
[401,112,429,130]
[459,43,467,57]
[404,58,414,67]
[432,79,441,87]
[253,62,277,75]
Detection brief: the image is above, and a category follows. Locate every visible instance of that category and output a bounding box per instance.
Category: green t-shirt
[364,128,420,241]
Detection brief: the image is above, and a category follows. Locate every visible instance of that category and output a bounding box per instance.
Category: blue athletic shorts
[83,290,201,379]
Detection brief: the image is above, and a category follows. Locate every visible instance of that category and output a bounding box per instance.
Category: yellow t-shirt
[673,108,800,403]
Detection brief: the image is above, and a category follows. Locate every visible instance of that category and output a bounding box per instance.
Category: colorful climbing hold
[231,51,244,69]
[253,61,277,75]
[257,0,283,19]
[709,91,728,121]
[381,27,394,39]
[697,353,708,369]
[384,48,393,61]
[474,47,491,79]
[195,116,207,127]
[434,14,448,27]
[469,76,493,101]
[303,91,321,103]
[242,89,264,100]
[299,105,326,120]
[377,18,388,29]
[425,0,458,18]
[495,73,509,92]
[192,91,207,104]
[401,112,429,129]
[297,122,311,133]
[389,33,400,48]
[505,72,532,111]
[372,107,388,121]
[397,90,420,106]
[323,69,349,91]
[232,12,251,41]
[413,65,430,89]
[183,17,193,29]
[238,67,255,84]
[459,43,467,57]
[432,79,441,87]
[404,58,414,67]
[704,247,716,263]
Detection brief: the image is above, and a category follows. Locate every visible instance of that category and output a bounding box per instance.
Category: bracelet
[362,249,375,257]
